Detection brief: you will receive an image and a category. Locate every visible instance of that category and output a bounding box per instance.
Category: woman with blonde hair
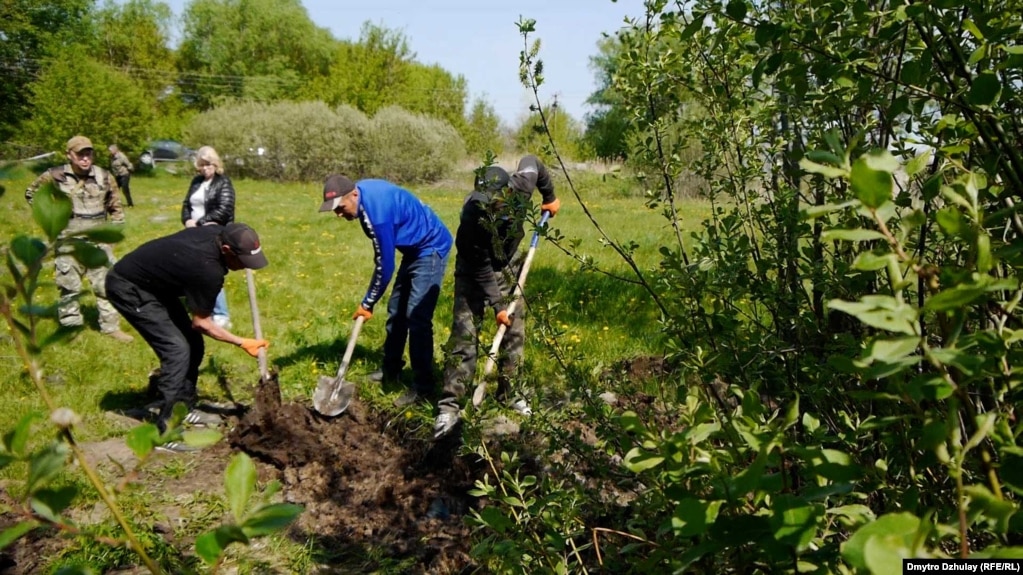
[181,145,236,327]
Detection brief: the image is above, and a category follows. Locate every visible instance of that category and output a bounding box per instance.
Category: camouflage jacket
[110,151,133,177]
[25,164,125,233]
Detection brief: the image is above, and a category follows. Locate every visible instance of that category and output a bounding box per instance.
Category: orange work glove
[541,197,561,217]
[353,306,373,321]
[496,309,512,327]
[239,338,269,357]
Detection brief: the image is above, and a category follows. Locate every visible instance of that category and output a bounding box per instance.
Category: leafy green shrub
[467,7,1023,574]
[184,101,463,183]
[21,53,154,158]
[365,106,465,183]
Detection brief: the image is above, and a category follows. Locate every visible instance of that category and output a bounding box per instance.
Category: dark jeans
[382,250,448,392]
[116,174,133,207]
[106,269,202,429]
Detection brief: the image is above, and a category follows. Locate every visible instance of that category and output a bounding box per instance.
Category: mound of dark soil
[228,375,479,573]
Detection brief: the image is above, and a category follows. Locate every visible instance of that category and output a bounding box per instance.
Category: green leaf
[852,251,896,271]
[624,447,665,473]
[906,375,955,402]
[928,347,984,375]
[841,512,922,570]
[195,525,249,565]
[771,495,824,551]
[801,200,858,219]
[70,241,109,268]
[799,158,847,179]
[805,150,845,167]
[240,503,304,537]
[671,498,723,537]
[4,413,42,456]
[999,449,1023,496]
[850,150,897,209]
[10,236,47,268]
[725,0,747,20]
[935,207,966,236]
[924,282,998,312]
[964,485,1015,533]
[828,296,919,335]
[475,506,513,534]
[967,72,1001,108]
[977,232,992,273]
[125,424,161,458]
[31,184,72,243]
[76,225,124,244]
[0,521,38,550]
[864,336,920,363]
[905,149,932,177]
[821,229,886,242]
[30,486,78,522]
[181,428,222,448]
[26,443,69,494]
[226,453,257,522]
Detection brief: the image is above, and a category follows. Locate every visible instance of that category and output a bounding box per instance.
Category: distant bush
[365,106,465,183]
[184,101,463,183]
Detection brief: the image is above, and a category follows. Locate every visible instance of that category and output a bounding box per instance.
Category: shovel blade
[313,376,355,416]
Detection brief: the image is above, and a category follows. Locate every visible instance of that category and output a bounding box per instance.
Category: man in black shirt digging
[105,223,270,440]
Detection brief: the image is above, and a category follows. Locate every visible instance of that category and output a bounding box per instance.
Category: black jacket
[454,155,557,312]
[181,173,236,226]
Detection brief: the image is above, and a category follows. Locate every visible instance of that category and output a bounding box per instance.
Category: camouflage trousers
[54,243,121,333]
[440,258,526,409]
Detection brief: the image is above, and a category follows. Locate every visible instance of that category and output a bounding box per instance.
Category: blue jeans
[383,250,448,392]
[213,289,229,318]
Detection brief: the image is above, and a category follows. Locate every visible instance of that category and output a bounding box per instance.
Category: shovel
[313,316,365,416]
[246,269,280,421]
[472,211,550,408]
[246,269,269,381]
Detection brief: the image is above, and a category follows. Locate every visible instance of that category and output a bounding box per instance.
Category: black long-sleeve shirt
[454,156,557,312]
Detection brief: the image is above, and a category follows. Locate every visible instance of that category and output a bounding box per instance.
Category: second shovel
[312,316,365,416]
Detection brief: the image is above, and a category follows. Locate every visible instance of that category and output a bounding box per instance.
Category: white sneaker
[433,411,461,440]
[212,315,232,329]
[508,398,532,417]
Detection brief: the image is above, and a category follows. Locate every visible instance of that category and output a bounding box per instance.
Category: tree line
[1,0,607,164]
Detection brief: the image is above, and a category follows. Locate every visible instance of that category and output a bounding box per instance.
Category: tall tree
[92,0,177,99]
[23,53,154,154]
[583,35,630,160]
[0,0,94,150]
[301,22,415,115]
[177,0,334,108]
[463,97,504,157]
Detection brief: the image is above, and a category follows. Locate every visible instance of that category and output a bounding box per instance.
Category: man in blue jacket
[319,174,453,406]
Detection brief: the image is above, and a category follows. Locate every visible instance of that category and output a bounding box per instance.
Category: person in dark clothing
[108,144,134,207]
[319,174,453,407]
[105,223,269,436]
[433,155,561,439]
[181,145,236,328]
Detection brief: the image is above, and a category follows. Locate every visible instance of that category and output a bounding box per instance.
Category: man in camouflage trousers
[433,155,561,439]
[108,144,134,207]
[25,135,134,342]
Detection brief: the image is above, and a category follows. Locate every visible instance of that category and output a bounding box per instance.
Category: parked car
[139,140,195,166]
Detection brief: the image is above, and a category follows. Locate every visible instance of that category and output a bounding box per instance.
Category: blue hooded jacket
[354,179,452,310]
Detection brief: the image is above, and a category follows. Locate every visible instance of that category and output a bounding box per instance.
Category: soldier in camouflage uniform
[108,144,134,207]
[25,136,134,342]
[433,156,561,439]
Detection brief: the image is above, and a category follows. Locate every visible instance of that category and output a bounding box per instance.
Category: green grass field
[0,164,710,443]
[0,163,713,572]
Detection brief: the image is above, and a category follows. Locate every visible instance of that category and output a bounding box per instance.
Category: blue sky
[149,0,640,126]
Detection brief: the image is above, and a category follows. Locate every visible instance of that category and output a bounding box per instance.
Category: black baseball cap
[474,166,510,192]
[319,174,356,212]
[223,223,268,269]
